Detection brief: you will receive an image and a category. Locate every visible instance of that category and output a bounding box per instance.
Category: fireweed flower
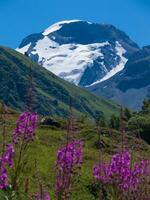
[55,140,83,196]
[44,192,51,200]
[13,112,38,144]
[35,191,51,200]
[0,144,14,189]
[93,151,149,191]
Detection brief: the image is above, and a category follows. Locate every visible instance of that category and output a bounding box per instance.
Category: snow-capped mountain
[17,20,139,86]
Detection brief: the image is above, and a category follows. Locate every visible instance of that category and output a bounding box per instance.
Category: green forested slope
[0,46,119,118]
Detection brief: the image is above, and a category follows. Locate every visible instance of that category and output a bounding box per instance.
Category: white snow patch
[39,41,109,84]
[43,20,83,36]
[16,43,31,54]
[88,41,128,86]
[103,85,108,89]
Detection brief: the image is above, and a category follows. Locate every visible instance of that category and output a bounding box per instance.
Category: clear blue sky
[0,0,150,48]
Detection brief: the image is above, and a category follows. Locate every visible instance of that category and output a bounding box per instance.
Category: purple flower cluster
[93,151,149,190]
[35,191,51,200]
[55,140,83,196]
[13,112,38,144]
[0,144,14,189]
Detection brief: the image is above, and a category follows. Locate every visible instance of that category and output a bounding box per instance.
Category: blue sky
[0,0,150,48]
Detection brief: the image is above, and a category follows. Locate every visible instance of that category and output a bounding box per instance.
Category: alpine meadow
[0,0,150,200]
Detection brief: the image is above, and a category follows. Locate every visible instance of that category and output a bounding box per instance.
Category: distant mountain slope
[17,20,139,87]
[0,46,119,118]
[88,46,150,110]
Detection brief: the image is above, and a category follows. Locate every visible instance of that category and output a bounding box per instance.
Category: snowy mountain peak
[17,20,139,87]
[42,20,82,36]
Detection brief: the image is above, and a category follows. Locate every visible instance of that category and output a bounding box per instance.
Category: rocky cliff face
[88,46,150,110]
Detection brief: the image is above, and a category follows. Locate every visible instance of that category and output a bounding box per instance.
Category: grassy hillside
[0,46,119,119]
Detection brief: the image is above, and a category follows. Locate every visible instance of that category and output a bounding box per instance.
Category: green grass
[1,113,149,200]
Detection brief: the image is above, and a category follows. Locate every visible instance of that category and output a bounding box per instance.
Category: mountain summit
[17,20,139,86]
